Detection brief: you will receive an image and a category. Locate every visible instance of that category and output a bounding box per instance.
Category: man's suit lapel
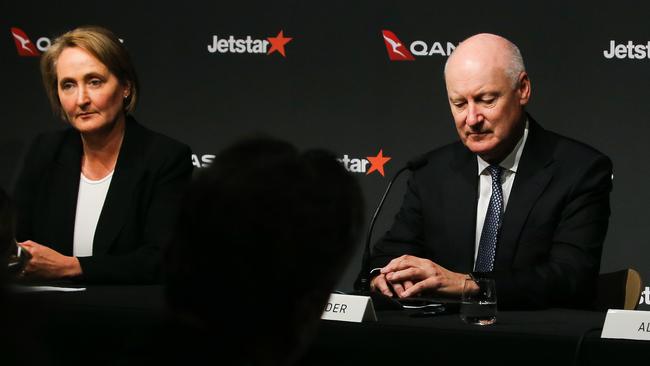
[92,118,146,255]
[495,118,556,270]
[444,145,478,273]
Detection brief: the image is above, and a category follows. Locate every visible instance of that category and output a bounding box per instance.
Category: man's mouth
[468,131,490,136]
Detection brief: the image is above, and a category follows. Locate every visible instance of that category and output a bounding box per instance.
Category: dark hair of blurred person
[164,136,364,365]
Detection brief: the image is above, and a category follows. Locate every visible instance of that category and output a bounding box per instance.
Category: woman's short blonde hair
[40,26,139,120]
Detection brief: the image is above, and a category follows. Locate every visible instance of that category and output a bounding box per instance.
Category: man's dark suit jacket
[370,118,613,309]
[13,117,193,284]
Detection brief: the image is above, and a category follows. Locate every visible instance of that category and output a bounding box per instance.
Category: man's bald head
[445,33,525,89]
[443,33,531,163]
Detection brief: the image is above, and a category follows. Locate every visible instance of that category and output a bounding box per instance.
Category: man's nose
[466,103,483,127]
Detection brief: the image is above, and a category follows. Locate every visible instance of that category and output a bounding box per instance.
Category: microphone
[353,154,428,293]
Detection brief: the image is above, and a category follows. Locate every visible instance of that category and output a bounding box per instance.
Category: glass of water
[460,277,497,325]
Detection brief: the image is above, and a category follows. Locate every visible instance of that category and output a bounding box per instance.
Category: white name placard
[321,293,377,323]
[601,309,650,341]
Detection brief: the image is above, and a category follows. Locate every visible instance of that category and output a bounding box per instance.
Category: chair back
[595,268,643,311]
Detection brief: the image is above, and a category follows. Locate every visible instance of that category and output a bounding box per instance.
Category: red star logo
[267,30,292,57]
[366,150,392,177]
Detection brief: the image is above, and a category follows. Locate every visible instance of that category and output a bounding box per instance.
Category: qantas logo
[381,29,457,61]
[11,28,126,58]
[382,30,415,61]
[207,30,293,57]
[10,27,46,56]
[338,149,392,177]
[191,154,215,168]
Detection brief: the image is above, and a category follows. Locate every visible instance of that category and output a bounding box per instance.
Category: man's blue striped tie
[475,165,503,272]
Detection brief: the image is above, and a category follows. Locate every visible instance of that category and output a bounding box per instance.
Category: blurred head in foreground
[165,136,364,365]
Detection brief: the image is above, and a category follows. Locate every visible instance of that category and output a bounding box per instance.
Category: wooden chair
[594,268,643,311]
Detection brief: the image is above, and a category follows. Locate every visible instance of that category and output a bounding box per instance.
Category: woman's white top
[73,172,113,257]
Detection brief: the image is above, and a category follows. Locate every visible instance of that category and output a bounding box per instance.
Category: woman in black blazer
[13,26,192,284]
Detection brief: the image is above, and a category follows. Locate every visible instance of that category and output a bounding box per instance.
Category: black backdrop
[3,1,650,309]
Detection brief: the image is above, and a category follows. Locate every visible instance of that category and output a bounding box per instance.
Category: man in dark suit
[369,33,612,309]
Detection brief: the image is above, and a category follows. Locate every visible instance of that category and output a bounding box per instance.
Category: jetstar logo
[381,29,456,61]
[338,149,392,177]
[207,30,292,57]
[640,286,650,305]
[10,27,49,56]
[603,40,650,59]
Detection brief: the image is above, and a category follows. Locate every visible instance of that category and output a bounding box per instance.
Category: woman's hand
[18,240,82,280]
